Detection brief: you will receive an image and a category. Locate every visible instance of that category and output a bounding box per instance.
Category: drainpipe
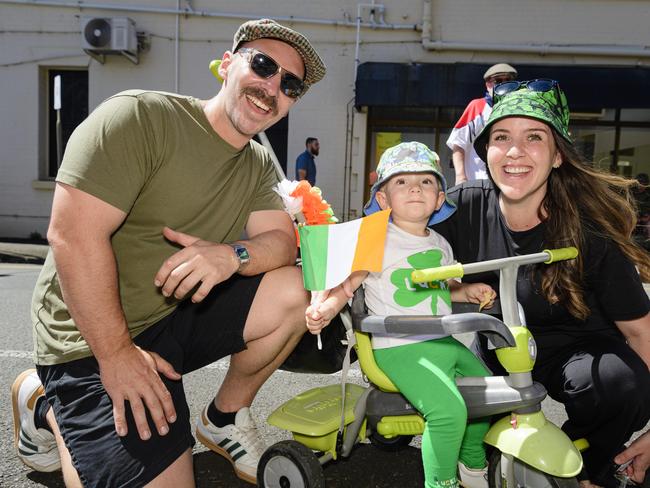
[174,0,180,92]
[421,0,650,58]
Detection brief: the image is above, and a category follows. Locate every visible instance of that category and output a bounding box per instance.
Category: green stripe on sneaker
[226,442,242,454]
[20,436,38,452]
[19,446,37,456]
[231,449,247,462]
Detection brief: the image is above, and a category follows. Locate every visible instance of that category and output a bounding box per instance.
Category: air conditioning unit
[81,17,138,64]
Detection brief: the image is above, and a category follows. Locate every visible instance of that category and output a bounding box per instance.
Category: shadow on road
[24,444,424,487]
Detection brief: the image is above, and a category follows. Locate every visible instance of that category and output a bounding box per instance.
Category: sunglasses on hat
[493,78,569,123]
[493,78,559,103]
[237,47,305,99]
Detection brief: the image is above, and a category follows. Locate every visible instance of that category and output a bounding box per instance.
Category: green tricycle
[257,248,587,487]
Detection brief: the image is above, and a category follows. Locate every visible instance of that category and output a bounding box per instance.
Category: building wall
[1,0,649,237]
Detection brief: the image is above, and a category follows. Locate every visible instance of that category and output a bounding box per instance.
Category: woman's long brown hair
[539,133,650,320]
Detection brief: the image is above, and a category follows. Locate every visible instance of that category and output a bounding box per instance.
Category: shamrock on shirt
[390,249,451,315]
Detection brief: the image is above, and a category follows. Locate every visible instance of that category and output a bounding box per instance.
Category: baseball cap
[233,19,326,91]
[483,63,517,80]
[363,141,456,226]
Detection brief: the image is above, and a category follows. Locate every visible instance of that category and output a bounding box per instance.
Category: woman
[434,80,650,488]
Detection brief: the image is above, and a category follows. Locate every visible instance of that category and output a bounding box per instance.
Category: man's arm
[155,209,296,303]
[296,152,308,181]
[451,145,467,185]
[49,183,179,441]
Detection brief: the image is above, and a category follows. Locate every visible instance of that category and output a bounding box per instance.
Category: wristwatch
[230,243,250,272]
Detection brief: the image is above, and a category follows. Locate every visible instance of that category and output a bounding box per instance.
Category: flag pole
[256,131,322,349]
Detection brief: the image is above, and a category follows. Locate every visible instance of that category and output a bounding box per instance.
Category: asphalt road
[0,261,645,487]
[0,262,428,488]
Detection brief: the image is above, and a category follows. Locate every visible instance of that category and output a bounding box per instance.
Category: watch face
[233,244,250,264]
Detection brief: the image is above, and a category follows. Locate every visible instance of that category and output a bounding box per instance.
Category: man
[11,18,325,487]
[446,63,517,185]
[295,136,319,186]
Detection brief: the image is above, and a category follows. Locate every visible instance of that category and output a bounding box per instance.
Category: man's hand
[99,344,181,440]
[451,147,468,186]
[155,227,239,303]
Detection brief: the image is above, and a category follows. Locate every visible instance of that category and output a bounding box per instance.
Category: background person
[446,63,517,185]
[307,142,496,488]
[295,136,319,185]
[435,80,650,488]
[11,18,325,487]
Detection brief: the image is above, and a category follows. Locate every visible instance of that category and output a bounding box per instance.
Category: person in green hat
[306,141,497,488]
[435,80,650,488]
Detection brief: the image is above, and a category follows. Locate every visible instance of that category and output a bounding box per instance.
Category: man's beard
[241,86,278,117]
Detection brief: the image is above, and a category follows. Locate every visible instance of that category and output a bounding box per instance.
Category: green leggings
[373,337,491,488]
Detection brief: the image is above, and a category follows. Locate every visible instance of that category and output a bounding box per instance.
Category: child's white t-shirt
[364,222,455,350]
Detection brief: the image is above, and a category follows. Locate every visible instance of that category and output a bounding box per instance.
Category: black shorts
[37,273,264,488]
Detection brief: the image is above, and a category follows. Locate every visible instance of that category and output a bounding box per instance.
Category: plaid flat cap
[233,18,326,91]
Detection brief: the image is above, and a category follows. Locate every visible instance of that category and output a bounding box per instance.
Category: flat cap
[233,18,326,92]
[483,63,517,80]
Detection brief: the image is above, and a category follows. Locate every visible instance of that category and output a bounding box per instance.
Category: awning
[355,62,650,110]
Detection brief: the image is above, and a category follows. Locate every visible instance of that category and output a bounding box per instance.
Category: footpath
[0,241,48,264]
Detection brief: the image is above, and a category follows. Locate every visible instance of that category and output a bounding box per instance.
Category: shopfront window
[569,125,617,171]
[618,127,650,178]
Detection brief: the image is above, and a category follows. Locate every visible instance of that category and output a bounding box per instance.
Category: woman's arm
[616,311,650,369]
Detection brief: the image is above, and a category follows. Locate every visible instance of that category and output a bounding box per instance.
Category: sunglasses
[237,48,305,99]
[487,75,514,85]
[493,78,559,103]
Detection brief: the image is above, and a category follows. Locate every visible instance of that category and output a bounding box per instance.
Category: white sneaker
[459,461,488,488]
[196,406,266,484]
[11,369,61,472]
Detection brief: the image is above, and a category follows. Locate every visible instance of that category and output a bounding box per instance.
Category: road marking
[0,350,362,377]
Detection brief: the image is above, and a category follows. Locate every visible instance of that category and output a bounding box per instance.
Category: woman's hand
[614,431,650,484]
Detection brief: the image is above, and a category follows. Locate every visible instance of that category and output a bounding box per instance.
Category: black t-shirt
[434,180,650,367]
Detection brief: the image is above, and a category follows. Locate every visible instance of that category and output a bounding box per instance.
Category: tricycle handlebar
[411,247,578,283]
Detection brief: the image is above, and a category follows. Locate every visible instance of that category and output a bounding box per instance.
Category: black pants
[474,334,650,488]
[37,273,264,488]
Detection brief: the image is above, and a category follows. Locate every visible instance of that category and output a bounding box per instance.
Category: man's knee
[265,266,309,317]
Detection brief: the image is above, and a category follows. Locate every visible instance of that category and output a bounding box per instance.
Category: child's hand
[465,283,497,311]
[305,299,338,334]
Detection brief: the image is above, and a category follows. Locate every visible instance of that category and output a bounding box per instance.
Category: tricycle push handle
[411,247,578,284]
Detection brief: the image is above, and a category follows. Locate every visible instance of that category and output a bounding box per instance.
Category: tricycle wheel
[487,448,579,488]
[369,431,413,451]
[257,440,325,488]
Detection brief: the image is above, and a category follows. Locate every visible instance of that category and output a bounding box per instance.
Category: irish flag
[299,210,391,291]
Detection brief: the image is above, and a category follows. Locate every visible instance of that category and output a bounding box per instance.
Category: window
[41,68,88,179]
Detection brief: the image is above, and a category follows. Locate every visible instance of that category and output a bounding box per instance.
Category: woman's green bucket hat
[474,80,572,163]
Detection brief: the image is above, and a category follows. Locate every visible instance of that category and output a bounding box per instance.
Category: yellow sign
[375,132,402,165]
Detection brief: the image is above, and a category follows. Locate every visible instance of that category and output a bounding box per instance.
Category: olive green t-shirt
[32,90,283,365]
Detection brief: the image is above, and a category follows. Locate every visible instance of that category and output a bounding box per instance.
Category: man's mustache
[241,86,278,116]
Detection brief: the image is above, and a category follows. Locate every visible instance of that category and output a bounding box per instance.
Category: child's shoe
[458,462,488,488]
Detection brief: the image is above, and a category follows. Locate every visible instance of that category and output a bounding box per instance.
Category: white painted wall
[2,0,649,237]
